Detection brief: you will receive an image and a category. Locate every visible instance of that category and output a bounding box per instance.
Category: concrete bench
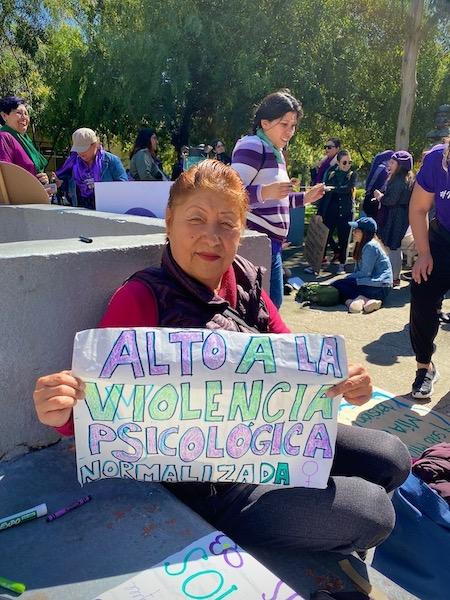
[0,441,417,599]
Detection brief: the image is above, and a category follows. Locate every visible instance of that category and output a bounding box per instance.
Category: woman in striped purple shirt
[231,90,325,307]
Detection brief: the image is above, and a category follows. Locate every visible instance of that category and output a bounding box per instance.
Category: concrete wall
[0,205,165,242]
[0,213,270,459]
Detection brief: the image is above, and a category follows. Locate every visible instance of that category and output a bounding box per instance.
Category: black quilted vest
[128,245,270,333]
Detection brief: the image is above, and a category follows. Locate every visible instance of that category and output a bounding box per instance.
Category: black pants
[323,207,353,264]
[168,424,410,554]
[410,221,450,364]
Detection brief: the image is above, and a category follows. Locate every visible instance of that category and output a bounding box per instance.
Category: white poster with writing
[94,181,172,218]
[94,530,305,600]
[73,328,347,489]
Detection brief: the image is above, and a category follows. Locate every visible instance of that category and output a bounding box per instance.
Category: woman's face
[338,153,352,172]
[78,142,98,164]
[352,228,363,243]
[1,104,30,134]
[166,191,243,291]
[151,134,158,152]
[324,140,339,159]
[387,158,398,176]
[215,141,225,154]
[261,111,297,149]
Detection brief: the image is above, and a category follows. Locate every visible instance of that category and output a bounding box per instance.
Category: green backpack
[295,283,340,306]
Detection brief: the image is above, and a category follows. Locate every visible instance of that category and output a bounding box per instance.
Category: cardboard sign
[94,530,304,599]
[0,161,49,204]
[339,388,450,458]
[94,181,172,217]
[303,215,329,273]
[72,328,348,489]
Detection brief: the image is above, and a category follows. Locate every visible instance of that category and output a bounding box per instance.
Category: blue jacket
[100,151,128,182]
[349,239,393,287]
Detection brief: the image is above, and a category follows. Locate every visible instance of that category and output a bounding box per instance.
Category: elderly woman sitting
[0,95,49,184]
[34,160,410,555]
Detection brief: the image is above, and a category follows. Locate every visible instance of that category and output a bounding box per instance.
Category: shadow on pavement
[362,324,414,367]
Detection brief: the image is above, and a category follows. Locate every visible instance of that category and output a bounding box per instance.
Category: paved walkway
[280,245,450,417]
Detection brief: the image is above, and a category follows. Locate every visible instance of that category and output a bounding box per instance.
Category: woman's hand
[304,183,325,205]
[36,172,49,185]
[261,181,293,201]
[412,252,433,283]
[326,363,372,406]
[373,189,383,200]
[33,371,85,428]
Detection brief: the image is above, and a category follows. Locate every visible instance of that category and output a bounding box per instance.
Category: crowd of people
[1,86,448,572]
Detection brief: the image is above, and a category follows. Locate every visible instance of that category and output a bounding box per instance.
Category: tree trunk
[395,0,424,150]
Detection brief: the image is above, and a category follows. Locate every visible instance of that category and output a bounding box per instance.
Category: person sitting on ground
[55,128,127,210]
[33,160,409,556]
[332,217,393,314]
[0,95,49,185]
[129,127,170,181]
[376,151,414,287]
[211,139,231,165]
[318,149,356,274]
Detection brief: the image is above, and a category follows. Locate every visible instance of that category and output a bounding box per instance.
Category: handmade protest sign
[94,530,304,599]
[72,328,347,488]
[339,388,450,458]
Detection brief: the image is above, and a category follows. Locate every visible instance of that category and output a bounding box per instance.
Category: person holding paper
[231,89,325,309]
[33,160,409,556]
[55,128,127,209]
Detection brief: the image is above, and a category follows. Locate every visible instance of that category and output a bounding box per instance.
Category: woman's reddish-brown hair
[167,159,248,224]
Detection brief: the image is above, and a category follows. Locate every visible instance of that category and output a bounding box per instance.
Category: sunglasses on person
[324,144,336,149]
[341,160,352,165]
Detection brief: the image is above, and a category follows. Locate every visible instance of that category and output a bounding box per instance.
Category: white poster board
[94,181,173,217]
[73,328,348,489]
[94,530,304,599]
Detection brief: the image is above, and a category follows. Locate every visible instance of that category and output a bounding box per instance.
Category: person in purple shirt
[0,95,49,185]
[409,141,450,399]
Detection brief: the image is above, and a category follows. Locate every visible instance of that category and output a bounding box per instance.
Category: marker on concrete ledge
[0,575,26,595]
[0,503,47,531]
[79,236,93,243]
[47,495,92,521]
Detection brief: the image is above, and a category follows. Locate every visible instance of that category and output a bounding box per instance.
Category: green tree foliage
[2,0,448,172]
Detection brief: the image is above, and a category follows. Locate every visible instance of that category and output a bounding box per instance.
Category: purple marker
[46,495,92,522]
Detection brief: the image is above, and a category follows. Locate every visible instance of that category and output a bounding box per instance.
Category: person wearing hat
[129,128,169,181]
[0,95,49,185]
[55,128,127,209]
[374,150,415,286]
[409,141,450,399]
[331,217,393,313]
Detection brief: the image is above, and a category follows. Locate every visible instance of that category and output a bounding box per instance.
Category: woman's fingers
[326,363,372,405]
[35,370,84,393]
[33,370,85,427]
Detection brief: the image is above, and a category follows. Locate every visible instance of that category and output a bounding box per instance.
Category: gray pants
[170,424,410,554]
[388,247,403,280]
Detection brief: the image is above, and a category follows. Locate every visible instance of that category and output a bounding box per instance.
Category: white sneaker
[337,264,346,274]
[363,299,382,313]
[348,298,365,313]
